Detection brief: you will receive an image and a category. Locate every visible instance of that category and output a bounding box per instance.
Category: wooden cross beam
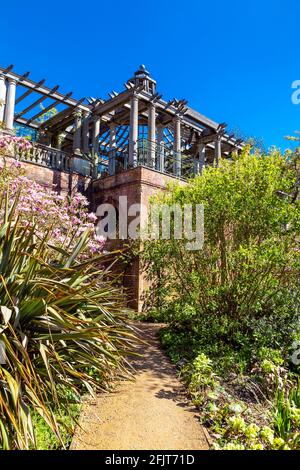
[124,82,134,89]
[108,91,118,99]
[15,79,46,104]
[149,92,163,104]
[197,132,218,144]
[20,71,31,80]
[2,64,14,74]
[26,91,73,124]
[39,98,86,130]
[0,65,90,113]
[16,85,60,118]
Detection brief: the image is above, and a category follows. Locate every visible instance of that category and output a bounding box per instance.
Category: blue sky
[1,0,299,150]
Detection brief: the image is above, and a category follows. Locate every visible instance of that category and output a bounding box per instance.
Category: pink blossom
[0,162,103,258]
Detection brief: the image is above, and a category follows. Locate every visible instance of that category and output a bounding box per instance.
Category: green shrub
[143,146,300,450]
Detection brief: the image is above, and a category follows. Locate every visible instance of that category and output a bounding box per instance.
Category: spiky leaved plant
[0,191,137,449]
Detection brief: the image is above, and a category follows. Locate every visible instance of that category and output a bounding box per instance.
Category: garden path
[71,322,209,450]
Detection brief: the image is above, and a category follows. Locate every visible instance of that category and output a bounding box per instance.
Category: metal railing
[96,139,199,179]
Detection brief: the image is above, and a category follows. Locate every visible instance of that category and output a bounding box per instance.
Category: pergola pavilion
[0,64,243,179]
[0,63,244,309]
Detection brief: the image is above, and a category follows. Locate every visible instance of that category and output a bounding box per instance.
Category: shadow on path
[71,322,209,451]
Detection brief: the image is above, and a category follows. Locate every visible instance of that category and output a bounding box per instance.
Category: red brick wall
[92,167,186,311]
[0,155,91,196]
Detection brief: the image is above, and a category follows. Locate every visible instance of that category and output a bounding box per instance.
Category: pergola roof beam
[15,79,46,104]
[39,98,86,130]
[20,71,31,80]
[40,106,74,129]
[137,90,219,131]
[93,89,133,116]
[16,85,60,118]
[0,65,90,112]
[14,116,39,129]
[27,92,73,124]
[2,64,14,74]
[93,84,144,117]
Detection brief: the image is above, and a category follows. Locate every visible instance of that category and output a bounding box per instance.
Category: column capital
[73,108,82,119]
[58,131,66,141]
[82,109,90,118]
[173,113,183,121]
[93,114,101,123]
[7,77,17,86]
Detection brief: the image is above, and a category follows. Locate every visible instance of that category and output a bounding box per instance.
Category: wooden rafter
[16,85,60,118]
[39,98,85,131]
[0,65,90,113]
[27,92,73,124]
[15,79,46,105]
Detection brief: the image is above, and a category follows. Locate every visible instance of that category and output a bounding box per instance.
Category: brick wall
[92,167,186,311]
[0,155,91,196]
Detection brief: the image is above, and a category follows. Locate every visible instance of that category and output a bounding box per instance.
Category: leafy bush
[142,146,300,449]
[143,148,300,366]
[180,353,218,403]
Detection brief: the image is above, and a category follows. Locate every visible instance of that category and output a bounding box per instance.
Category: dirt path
[71,322,209,450]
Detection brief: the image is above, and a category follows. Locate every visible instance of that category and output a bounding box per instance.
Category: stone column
[129,94,139,167]
[56,132,66,150]
[157,125,165,172]
[93,116,101,154]
[46,131,54,147]
[4,78,17,131]
[0,75,6,123]
[82,112,90,154]
[92,116,101,178]
[109,122,116,175]
[148,102,156,167]
[195,143,206,174]
[73,109,82,154]
[173,116,181,176]
[215,136,222,166]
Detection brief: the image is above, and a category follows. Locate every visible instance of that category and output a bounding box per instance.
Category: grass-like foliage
[0,178,136,449]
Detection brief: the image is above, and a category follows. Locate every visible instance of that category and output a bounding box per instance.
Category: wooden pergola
[0,64,243,178]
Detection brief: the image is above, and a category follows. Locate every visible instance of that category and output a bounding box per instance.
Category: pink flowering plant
[0,160,104,257]
[0,133,32,158]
